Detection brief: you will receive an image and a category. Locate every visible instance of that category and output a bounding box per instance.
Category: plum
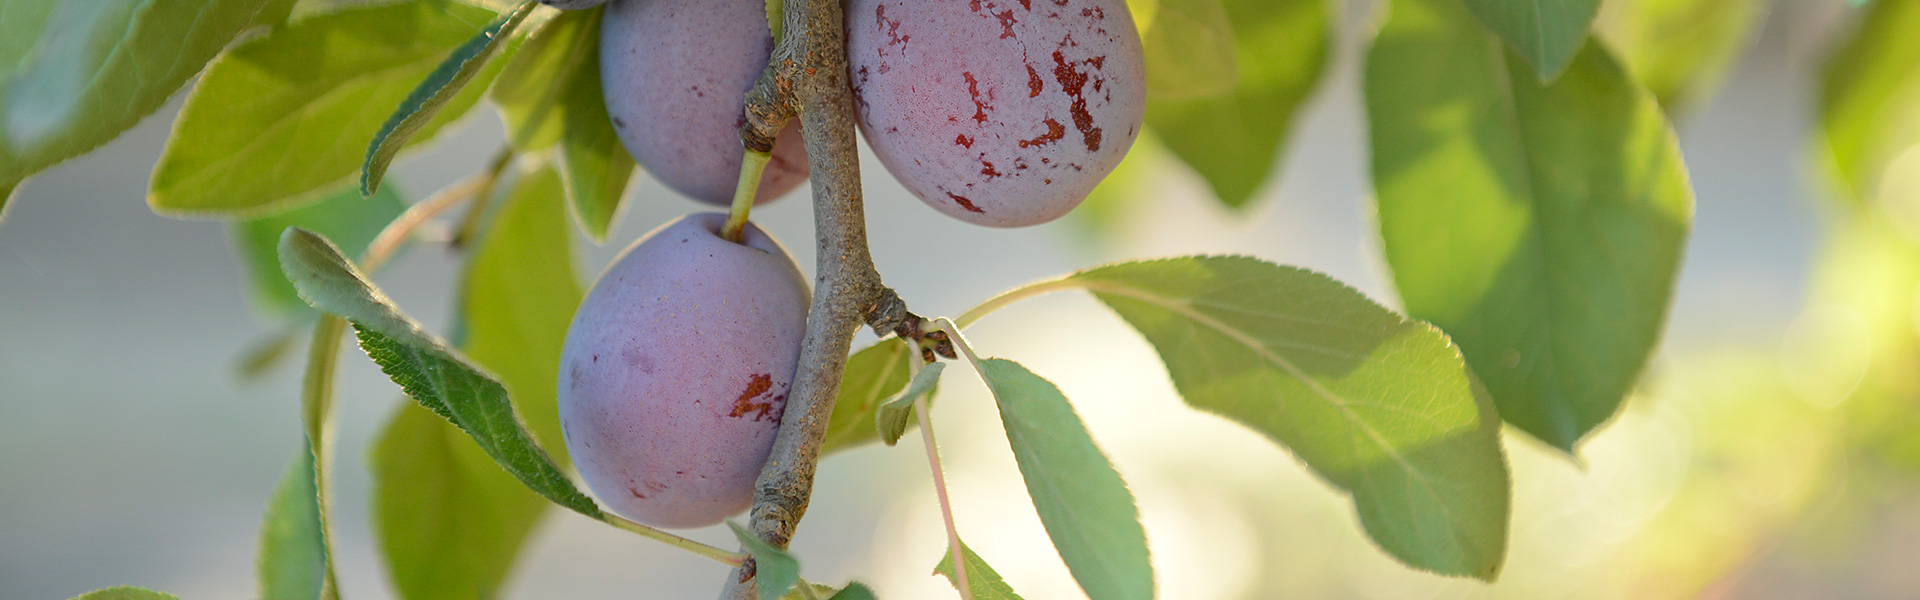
[600,0,810,206]
[538,0,609,9]
[557,213,810,529]
[847,0,1145,227]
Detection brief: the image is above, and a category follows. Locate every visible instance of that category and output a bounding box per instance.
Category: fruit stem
[603,514,750,567]
[908,337,972,599]
[723,150,772,244]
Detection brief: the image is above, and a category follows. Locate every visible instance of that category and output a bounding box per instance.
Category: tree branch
[720,0,905,596]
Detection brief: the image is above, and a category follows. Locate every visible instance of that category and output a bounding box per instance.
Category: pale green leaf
[1598,0,1767,112]
[977,358,1152,600]
[236,184,407,320]
[258,448,327,600]
[876,362,944,446]
[825,583,878,600]
[1368,0,1694,452]
[149,2,508,216]
[1133,0,1239,101]
[492,7,635,241]
[973,255,1512,578]
[67,587,182,600]
[278,227,601,518]
[819,338,920,455]
[1144,0,1329,208]
[373,166,581,600]
[363,1,535,195]
[0,0,284,197]
[728,521,801,600]
[1460,0,1600,80]
[296,316,347,600]
[933,541,1026,600]
[1820,0,1920,206]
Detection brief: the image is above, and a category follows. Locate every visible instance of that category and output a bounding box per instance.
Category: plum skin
[847,0,1146,227]
[601,0,810,206]
[557,213,810,529]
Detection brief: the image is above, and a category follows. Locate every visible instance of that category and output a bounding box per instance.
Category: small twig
[602,514,749,567]
[908,337,972,598]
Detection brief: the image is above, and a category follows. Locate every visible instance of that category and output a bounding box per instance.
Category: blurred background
[5,0,1920,598]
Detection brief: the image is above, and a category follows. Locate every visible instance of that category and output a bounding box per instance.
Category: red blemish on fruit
[981,160,1003,178]
[876,5,909,48]
[628,486,647,499]
[728,374,783,421]
[970,0,982,12]
[1027,65,1044,97]
[1019,118,1066,148]
[995,10,1018,38]
[1081,6,1105,19]
[956,134,975,148]
[947,192,987,213]
[964,72,992,123]
[1051,51,1104,152]
[1020,0,1031,8]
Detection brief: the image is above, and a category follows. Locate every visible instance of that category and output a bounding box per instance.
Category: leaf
[933,541,1027,600]
[976,358,1153,600]
[1598,0,1767,112]
[363,1,536,196]
[492,7,635,241]
[819,338,920,455]
[149,2,509,217]
[1460,0,1600,80]
[258,448,328,600]
[1144,0,1329,208]
[0,0,285,198]
[295,316,347,600]
[1133,0,1239,101]
[728,521,801,600]
[1820,0,1920,206]
[975,255,1513,578]
[825,583,878,600]
[278,227,601,519]
[66,587,181,600]
[236,184,407,320]
[1367,0,1694,452]
[876,362,944,446]
[783,582,840,600]
[372,166,581,600]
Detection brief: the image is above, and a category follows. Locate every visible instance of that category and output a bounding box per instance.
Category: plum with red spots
[847,0,1145,227]
[557,213,810,529]
[601,0,809,206]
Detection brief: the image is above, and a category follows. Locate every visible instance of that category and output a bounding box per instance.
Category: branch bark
[721,0,903,597]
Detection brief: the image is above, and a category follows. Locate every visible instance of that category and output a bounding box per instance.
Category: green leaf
[1821,0,1920,206]
[819,339,920,455]
[876,362,944,446]
[783,582,840,600]
[976,358,1152,600]
[1598,0,1767,112]
[278,227,601,519]
[1367,0,1694,452]
[149,1,509,217]
[66,587,182,600]
[978,255,1513,579]
[825,583,878,600]
[1133,0,1239,101]
[933,541,1026,600]
[236,184,407,320]
[258,449,328,600]
[363,1,536,196]
[295,316,347,600]
[728,521,801,600]
[492,7,636,241]
[1460,0,1600,80]
[372,166,581,600]
[0,0,284,198]
[1144,0,1329,208]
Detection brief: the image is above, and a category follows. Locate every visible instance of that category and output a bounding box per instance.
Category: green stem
[603,514,749,567]
[910,336,971,599]
[953,278,1086,329]
[300,315,347,600]
[723,150,773,243]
